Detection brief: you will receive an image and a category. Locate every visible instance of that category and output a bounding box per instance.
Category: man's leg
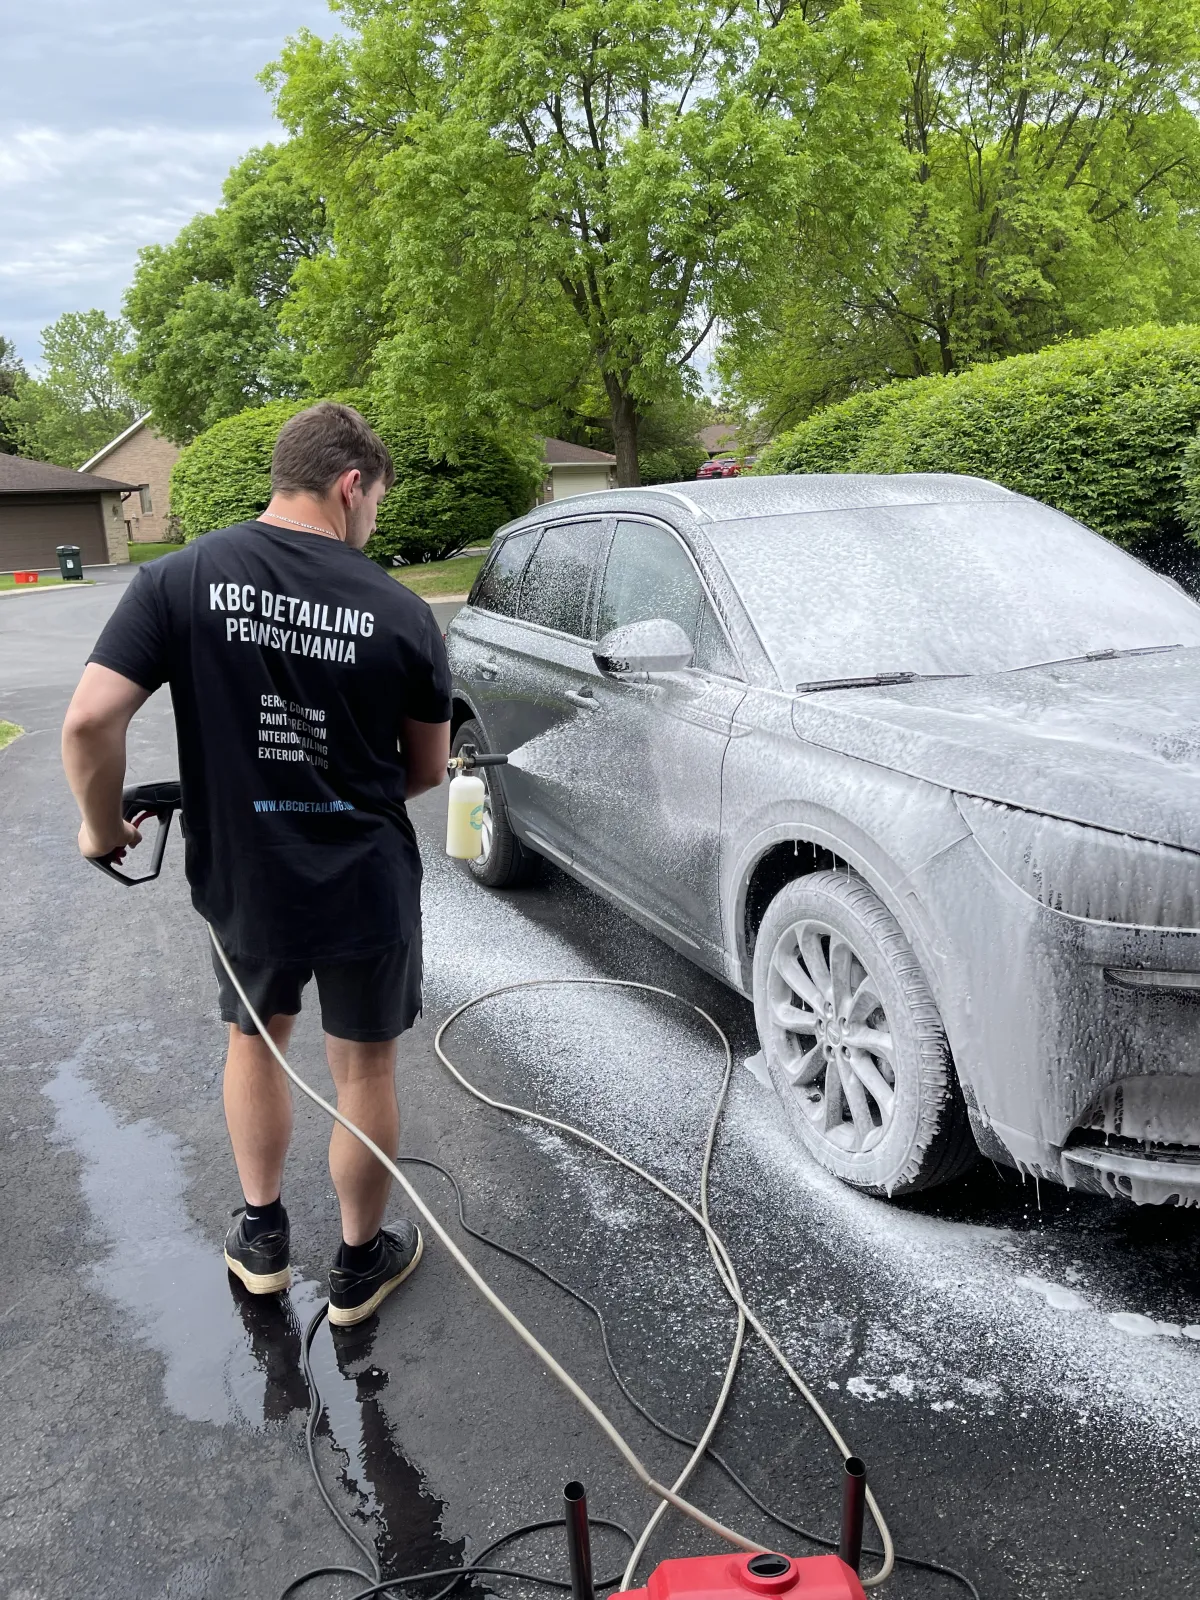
[324,1035,399,1245]
[223,1015,296,1206]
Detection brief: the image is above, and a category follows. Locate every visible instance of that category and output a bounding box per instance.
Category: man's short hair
[271,402,395,496]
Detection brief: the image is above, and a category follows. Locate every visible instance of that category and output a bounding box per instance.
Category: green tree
[725,0,1200,433]
[1,312,138,467]
[121,144,328,443]
[269,0,909,485]
[0,336,26,454]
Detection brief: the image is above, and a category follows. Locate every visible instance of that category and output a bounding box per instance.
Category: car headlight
[956,795,1200,929]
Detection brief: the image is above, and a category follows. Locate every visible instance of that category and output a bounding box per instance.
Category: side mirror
[594,618,694,675]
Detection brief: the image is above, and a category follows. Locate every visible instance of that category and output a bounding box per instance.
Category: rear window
[470,529,540,616]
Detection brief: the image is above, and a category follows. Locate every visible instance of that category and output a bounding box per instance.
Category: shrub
[170,397,539,562]
[757,324,1200,554]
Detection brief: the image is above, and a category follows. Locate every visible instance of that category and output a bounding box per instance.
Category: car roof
[498,472,1017,534]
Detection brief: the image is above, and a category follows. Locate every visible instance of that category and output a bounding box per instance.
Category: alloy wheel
[765,918,897,1154]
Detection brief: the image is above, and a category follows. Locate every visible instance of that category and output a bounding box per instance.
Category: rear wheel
[752,870,977,1196]
[451,720,541,889]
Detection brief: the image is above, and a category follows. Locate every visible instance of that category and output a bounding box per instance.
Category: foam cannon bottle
[445,744,509,859]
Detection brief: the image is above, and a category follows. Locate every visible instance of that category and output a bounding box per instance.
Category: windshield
[708,500,1200,685]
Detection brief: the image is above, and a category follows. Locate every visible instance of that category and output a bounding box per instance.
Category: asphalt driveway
[1,570,1198,1600]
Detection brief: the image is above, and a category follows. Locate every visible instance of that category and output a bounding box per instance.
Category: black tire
[451,719,541,889]
[752,870,977,1196]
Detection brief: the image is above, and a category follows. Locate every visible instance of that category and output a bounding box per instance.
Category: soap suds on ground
[421,849,1200,1460]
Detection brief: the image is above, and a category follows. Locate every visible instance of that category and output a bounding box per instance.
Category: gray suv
[445,474,1200,1204]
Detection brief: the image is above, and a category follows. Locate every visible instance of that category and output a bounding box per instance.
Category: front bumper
[913,831,1200,1195]
[1061,1143,1200,1207]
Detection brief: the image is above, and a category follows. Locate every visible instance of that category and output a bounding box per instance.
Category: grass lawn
[129,541,185,563]
[392,551,486,598]
[0,573,83,592]
[0,721,24,751]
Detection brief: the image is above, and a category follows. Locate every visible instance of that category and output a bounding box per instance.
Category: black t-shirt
[89,521,451,962]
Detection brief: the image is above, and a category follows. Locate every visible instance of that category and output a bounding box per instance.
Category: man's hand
[78,816,142,862]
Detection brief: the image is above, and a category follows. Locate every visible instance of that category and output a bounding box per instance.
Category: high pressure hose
[208,934,900,1584]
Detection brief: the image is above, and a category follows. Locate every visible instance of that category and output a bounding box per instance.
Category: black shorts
[212,926,423,1043]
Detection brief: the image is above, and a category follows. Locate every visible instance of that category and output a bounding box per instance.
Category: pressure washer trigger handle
[91,778,182,886]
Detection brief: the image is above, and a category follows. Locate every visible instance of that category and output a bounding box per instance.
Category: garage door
[0,498,108,571]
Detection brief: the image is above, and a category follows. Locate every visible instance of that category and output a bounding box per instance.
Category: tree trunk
[604,374,641,487]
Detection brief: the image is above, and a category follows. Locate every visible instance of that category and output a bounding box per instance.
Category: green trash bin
[56,544,83,581]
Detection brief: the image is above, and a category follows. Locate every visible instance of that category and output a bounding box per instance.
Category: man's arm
[400,717,450,799]
[62,663,151,859]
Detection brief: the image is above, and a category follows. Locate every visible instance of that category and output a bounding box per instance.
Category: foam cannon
[445,743,509,859]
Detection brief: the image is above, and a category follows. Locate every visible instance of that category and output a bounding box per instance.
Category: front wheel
[752,870,977,1196]
[450,720,541,889]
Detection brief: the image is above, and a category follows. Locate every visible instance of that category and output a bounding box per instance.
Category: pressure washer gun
[445,743,508,861]
[90,779,182,886]
[562,1470,869,1600]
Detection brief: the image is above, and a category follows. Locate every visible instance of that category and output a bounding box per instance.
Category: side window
[598,521,741,676]
[471,529,539,616]
[517,520,605,637]
[597,521,704,641]
[693,602,742,678]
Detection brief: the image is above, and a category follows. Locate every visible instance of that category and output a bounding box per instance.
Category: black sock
[242,1196,284,1240]
[337,1232,382,1271]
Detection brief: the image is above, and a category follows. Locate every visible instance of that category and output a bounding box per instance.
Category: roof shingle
[0,455,135,495]
[542,437,617,465]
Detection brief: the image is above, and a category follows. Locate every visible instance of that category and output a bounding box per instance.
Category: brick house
[80,414,181,543]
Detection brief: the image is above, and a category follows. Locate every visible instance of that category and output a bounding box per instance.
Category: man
[62,402,451,1327]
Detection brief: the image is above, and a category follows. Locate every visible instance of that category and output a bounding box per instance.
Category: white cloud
[0,0,333,365]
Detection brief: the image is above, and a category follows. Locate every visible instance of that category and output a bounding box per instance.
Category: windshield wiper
[794,671,962,694]
[1012,643,1183,673]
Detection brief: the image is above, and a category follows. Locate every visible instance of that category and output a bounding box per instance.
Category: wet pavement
[2,574,1199,1600]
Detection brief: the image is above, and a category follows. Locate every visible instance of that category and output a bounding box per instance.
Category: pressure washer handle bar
[90,778,183,886]
[447,744,509,773]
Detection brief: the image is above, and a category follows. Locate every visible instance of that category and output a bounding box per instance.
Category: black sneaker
[224,1208,292,1295]
[327,1222,423,1327]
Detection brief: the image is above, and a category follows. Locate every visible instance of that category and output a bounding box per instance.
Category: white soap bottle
[446,770,486,859]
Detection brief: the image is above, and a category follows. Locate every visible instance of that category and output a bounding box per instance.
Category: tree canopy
[0,312,139,468]
[121,144,328,443]
[723,0,1200,433]
[269,0,907,483]
[0,337,26,455]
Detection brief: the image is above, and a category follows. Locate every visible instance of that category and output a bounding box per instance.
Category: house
[541,438,617,501]
[0,456,134,571]
[698,422,739,459]
[80,414,180,543]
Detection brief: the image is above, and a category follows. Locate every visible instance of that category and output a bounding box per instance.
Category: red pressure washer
[563,1475,869,1600]
[89,769,873,1600]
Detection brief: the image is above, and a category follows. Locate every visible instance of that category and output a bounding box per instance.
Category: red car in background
[696,456,742,479]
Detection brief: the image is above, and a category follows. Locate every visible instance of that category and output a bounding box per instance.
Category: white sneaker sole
[224,1251,292,1295]
[327,1229,424,1327]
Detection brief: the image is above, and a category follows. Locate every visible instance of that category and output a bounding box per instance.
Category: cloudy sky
[0,0,335,368]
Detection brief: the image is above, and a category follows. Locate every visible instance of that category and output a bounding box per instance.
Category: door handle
[476,660,501,681]
[566,687,599,711]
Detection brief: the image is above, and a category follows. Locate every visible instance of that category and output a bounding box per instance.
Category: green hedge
[170,398,538,563]
[758,324,1200,555]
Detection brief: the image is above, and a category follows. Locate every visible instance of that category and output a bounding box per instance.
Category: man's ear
[340,467,363,504]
